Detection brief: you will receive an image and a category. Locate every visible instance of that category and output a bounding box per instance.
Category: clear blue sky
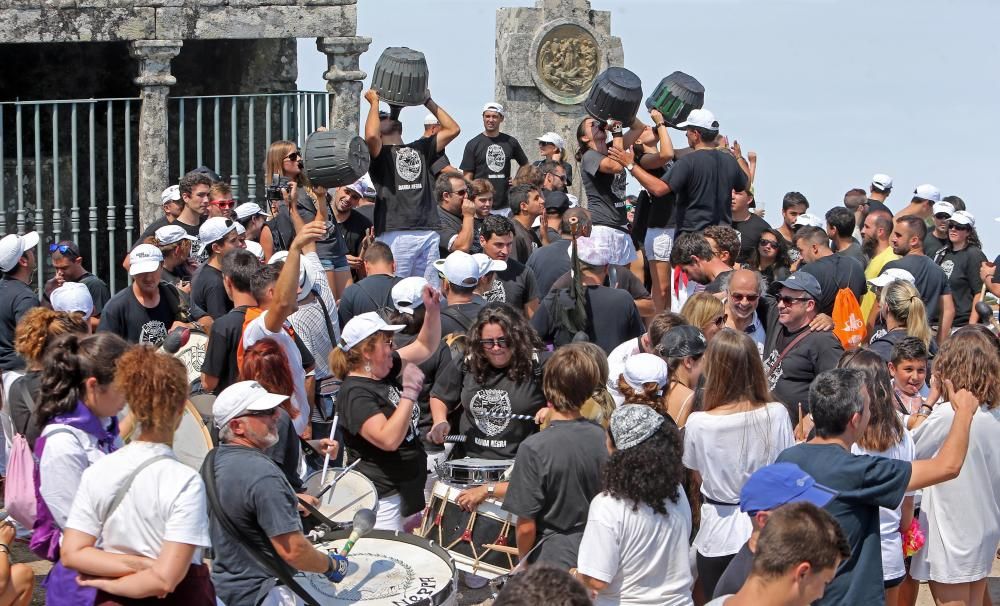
[297,0,1000,257]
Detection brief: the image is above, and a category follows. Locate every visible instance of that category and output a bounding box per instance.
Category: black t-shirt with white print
[761,312,844,422]
[430,354,548,460]
[97,283,180,346]
[482,258,539,310]
[337,352,427,517]
[369,135,442,234]
[460,133,529,210]
[935,245,986,326]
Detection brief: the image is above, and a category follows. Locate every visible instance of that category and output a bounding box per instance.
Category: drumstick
[321,413,339,484]
[316,458,361,500]
[483,544,520,556]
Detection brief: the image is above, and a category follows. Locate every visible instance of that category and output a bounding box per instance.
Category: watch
[625,163,635,172]
[487,483,496,498]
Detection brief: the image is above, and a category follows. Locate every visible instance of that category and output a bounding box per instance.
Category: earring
[364,363,372,374]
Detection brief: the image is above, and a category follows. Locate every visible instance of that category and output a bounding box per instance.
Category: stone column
[130,40,183,231]
[317,36,372,134]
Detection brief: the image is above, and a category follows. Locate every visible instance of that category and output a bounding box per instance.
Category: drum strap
[201,449,321,606]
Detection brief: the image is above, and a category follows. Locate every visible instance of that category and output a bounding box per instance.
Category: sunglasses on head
[49,243,77,255]
[284,152,301,162]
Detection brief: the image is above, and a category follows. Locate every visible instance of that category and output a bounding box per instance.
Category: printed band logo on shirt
[940,259,955,279]
[395,147,423,182]
[486,144,506,173]
[763,349,782,390]
[470,389,513,436]
[484,278,507,303]
[139,321,167,346]
[386,385,417,442]
[612,170,627,200]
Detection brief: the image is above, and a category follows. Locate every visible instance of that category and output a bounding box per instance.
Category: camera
[265,174,291,202]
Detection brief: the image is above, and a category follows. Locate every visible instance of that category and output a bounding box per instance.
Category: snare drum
[418,480,518,579]
[437,458,513,486]
[294,529,457,605]
[303,468,379,525]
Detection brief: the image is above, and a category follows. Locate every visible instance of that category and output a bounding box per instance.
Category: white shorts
[644,227,675,262]
[374,492,404,532]
[589,224,637,266]
[377,229,441,287]
[490,207,512,217]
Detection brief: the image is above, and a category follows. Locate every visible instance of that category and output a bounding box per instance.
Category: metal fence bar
[71,103,79,244]
[15,105,24,237]
[0,105,5,235]
[178,99,185,181]
[298,93,306,148]
[52,105,60,241]
[124,101,133,251]
[33,106,43,287]
[265,96,272,153]
[88,102,97,274]
[281,95,288,141]
[196,97,203,169]
[213,98,221,176]
[247,97,256,202]
[106,100,116,293]
[230,98,238,195]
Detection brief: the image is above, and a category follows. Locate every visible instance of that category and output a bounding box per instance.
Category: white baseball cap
[128,244,164,276]
[675,108,719,131]
[793,213,825,229]
[161,185,181,206]
[472,253,506,276]
[0,232,39,272]
[338,311,406,351]
[423,113,440,126]
[199,217,237,247]
[536,132,565,150]
[343,177,376,199]
[234,202,267,221]
[868,268,916,288]
[433,251,482,288]
[244,240,265,262]
[622,353,669,394]
[213,380,288,429]
[950,210,975,227]
[871,174,893,191]
[155,224,198,246]
[932,201,955,217]
[482,102,505,116]
[392,277,428,315]
[913,184,941,203]
[50,282,94,320]
[267,251,315,302]
[570,235,611,267]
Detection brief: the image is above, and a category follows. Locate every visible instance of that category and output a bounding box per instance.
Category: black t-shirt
[799,254,866,316]
[532,284,644,354]
[338,209,373,257]
[550,266,650,302]
[460,133,529,210]
[526,239,571,297]
[337,274,400,327]
[532,159,574,187]
[580,149,628,230]
[394,334,455,453]
[270,189,349,264]
[638,161,674,229]
[732,213,770,264]
[881,255,951,321]
[440,300,485,336]
[435,206,482,258]
[936,245,987,326]
[201,306,249,393]
[762,314,844,421]
[777,443,911,606]
[96,283,179,345]
[837,240,869,269]
[502,419,608,568]
[704,269,733,295]
[337,352,427,516]
[713,543,752,599]
[923,233,949,258]
[369,135,442,233]
[482,259,539,310]
[191,264,232,320]
[664,148,747,235]
[431,355,547,460]
[0,278,40,370]
[138,216,201,244]
[510,218,541,264]
[430,151,452,178]
[264,407,303,493]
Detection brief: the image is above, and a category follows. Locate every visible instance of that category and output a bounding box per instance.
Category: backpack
[832,287,865,349]
[4,434,35,528]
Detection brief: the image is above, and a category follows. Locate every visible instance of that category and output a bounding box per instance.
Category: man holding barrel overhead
[364,89,461,284]
[612,109,748,236]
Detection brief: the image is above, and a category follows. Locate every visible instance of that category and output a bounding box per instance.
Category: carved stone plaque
[531,21,600,104]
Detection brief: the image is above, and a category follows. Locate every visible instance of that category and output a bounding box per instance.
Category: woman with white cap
[577,404,693,605]
[614,353,670,412]
[932,209,987,327]
[329,284,441,531]
[869,278,934,363]
[682,328,794,599]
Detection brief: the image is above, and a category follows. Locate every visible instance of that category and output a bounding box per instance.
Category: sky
[297,0,1000,256]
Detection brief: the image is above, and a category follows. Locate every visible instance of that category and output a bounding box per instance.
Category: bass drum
[294,530,457,605]
[303,129,371,190]
[371,47,430,110]
[167,329,209,385]
[121,402,214,472]
[302,468,379,525]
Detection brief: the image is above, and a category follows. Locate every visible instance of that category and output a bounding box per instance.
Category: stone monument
[495,0,624,200]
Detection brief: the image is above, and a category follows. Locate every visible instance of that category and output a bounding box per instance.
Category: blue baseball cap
[739,463,838,514]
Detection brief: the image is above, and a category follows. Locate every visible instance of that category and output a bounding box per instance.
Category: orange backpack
[832,287,865,349]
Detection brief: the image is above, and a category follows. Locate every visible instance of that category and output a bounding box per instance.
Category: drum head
[304,469,379,524]
[296,530,456,605]
[173,403,214,471]
[172,331,208,384]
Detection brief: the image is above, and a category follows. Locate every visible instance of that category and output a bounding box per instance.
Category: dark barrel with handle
[583,67,643,124]
[371,46,430,119]
[303,129,370,189]
[646,71,705,126]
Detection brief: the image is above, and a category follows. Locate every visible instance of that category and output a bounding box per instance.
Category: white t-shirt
[704,596,732,606]
[243,310,310,434]
[682,402,794,557]
[65,441,211,562]
[607,337,641,406]
[39,422,114,528]
[577,491,694,606]
[852,425,915,581]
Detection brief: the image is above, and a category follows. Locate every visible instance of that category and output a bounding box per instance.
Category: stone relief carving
[536,24,599,97]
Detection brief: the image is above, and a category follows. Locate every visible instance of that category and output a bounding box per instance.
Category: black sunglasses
[777,295,812,306]
[758,240,779,249]
[284,152,301,162]
[239,408,277,419]
[947,222,970,231]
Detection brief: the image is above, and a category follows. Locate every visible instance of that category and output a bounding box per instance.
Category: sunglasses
[546,172,565,182]
[758,240,779,249]
[934,213,952,220]
[729,293,760,303]
[777,295,812,306]
[238,408,277,420]
[450,189,468,197]
[284,152,301,162]
[713,314,728,327]
[477,337,509,350]
[210,199,235,209]
[49,243,78,256]
[947,222,970,231]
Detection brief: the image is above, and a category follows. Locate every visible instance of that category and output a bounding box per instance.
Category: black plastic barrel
[645,72,705,126]
[583,67,643,124]
[371,47,430,108]
[303,129,370,189]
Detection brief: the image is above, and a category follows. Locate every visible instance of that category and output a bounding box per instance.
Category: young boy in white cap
[192,216,244,319]
[461,102,529,214]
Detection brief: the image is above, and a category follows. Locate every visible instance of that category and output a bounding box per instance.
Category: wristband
[655,122,667,129]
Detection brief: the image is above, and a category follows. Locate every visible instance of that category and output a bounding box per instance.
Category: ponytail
[35,332,129,430]
[880,280,932,349]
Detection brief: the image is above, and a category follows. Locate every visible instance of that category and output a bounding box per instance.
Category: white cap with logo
[155,224,198,246]
[50,282,94,320]
[0,232,39,272]
[536,132,566,150]
[128,244,164,276]
[161,185,182,206]
[392,277,428,315]
[622,353,669,394]
[871,174,893,191]
[932,201,955,217]
[267,251,315,302]
[675,108,719,131]
[199,217,237,246]
[338,312,406,352]
[950,210,975,227]
[472,253,506,276]
[793,213,825,229]
[213,380,289,429]
[234,203,268,221]
[433,251,482,288]
[482,102,505,116]
[868,268,916,288]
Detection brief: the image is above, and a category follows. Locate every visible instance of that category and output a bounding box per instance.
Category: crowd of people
[0,89,994,606]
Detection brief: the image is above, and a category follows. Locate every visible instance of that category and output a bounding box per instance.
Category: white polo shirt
[65,441,211,562]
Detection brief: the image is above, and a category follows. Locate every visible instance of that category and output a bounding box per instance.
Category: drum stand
[419,496,518,575]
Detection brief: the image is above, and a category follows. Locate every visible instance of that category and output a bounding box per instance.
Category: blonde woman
[870,278,934,363]
[681,292,726,342]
